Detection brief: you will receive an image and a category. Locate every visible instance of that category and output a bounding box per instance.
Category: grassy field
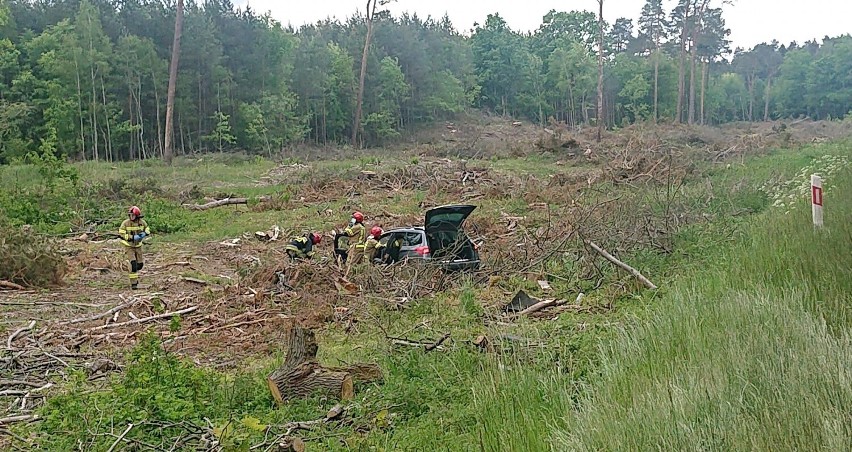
[1,138,850,450]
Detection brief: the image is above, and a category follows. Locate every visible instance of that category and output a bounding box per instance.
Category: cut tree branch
[0,281,25,290]
[0,414,38,425]
[585,240,658,289]
[7,320,36,349]
[513,292,585,318]
[61,298,140,325]
[183,197,247,210]
[89,306,198,331]
[107,423,135,452]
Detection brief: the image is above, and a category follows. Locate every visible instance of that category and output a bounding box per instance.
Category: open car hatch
[425,205,477,261]
[425,205,476,232]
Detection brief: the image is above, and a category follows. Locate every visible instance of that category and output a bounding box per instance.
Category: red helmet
[311,233,322,245]
[352,211,364,223]
[371,226,383,238]
[128,206,142,218]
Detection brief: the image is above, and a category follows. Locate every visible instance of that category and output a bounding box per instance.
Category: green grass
[6,142,851,450]
[553,164,851,449]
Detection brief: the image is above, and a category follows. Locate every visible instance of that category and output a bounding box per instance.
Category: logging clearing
[0,117,850,450]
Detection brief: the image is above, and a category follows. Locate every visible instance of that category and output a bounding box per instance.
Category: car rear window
[402,232,423,246]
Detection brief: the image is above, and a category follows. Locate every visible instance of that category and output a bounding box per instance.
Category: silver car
[377,205,481,271]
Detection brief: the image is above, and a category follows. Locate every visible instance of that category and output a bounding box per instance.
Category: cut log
[0,280,26,290]
[267,325,355,404]
[278,437,305,452]
[183,197,248,211]
[585,240,658,290]
[328,363,383,383]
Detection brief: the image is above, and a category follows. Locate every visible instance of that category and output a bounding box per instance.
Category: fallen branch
[61,298,139,325]
[513,292,586,318]
[425,333,450,352]
[0,280,25,290]
[585,240,658,290]
[0,414,38,425]
[7,320,36,349]
[183,197,248,211]
[89,306,199,331]
[515,299,560,317]
[154,262,192,270]
[390,332,450,352]
[0,379,44,388]
[107,423,135,452]
[181,276,209,285]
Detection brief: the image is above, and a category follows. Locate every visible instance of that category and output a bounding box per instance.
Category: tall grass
[555,167,852,450]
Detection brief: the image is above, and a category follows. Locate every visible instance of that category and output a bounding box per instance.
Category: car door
[378,232,402,264]
[398,231,427,260]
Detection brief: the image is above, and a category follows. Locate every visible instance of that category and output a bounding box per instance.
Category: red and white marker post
[811,174,823,228]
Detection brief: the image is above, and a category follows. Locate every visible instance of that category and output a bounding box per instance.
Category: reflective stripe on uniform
[119,219,151,248]
[344,224,366,248]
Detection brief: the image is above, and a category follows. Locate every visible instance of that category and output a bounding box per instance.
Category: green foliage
[25,127,79,191]
[203,111,237,152]
[34,334,263,450]
[142,198,202,234]
[459,286,483,317]
[0,0,850,158]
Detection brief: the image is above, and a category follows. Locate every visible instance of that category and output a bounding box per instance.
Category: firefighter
[339,211,367,264]
[285,232,322,261]
[119,206,151,290]
[333,229,349,265]
[364,226,384,263]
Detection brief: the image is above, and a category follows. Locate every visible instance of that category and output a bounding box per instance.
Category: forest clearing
[2,0,852,450]
[2,115,851,450]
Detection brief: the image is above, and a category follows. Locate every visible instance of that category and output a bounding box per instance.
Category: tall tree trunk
[700,60,708,125]
[567,83,575,129]
[676,1,691,123]
[747,76,754,121]
[101,77,112,161]
[74,58,86,160]
[688,0,709,125]
[128,86,135,160]
[164,0,184,165]
[151,67,163,158]
[352,0,376,147]
[135,79,145,159]
[91,65,98,161]
[763,76,772,121]
[596,0,604,142]
[688,51,696,124]
[653,50,659,124]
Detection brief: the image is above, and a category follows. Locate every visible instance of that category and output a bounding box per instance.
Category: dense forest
[0,0,850,163]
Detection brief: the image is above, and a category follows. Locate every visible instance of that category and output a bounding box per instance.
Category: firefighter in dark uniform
[285,232,322,261]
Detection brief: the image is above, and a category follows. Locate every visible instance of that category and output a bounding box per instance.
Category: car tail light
[415,246,430,256]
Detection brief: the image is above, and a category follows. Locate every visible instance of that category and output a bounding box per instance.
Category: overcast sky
[236,0,851,51]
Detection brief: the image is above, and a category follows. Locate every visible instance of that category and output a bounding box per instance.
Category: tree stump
[267,325,368,403]
[278,437,305,452]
